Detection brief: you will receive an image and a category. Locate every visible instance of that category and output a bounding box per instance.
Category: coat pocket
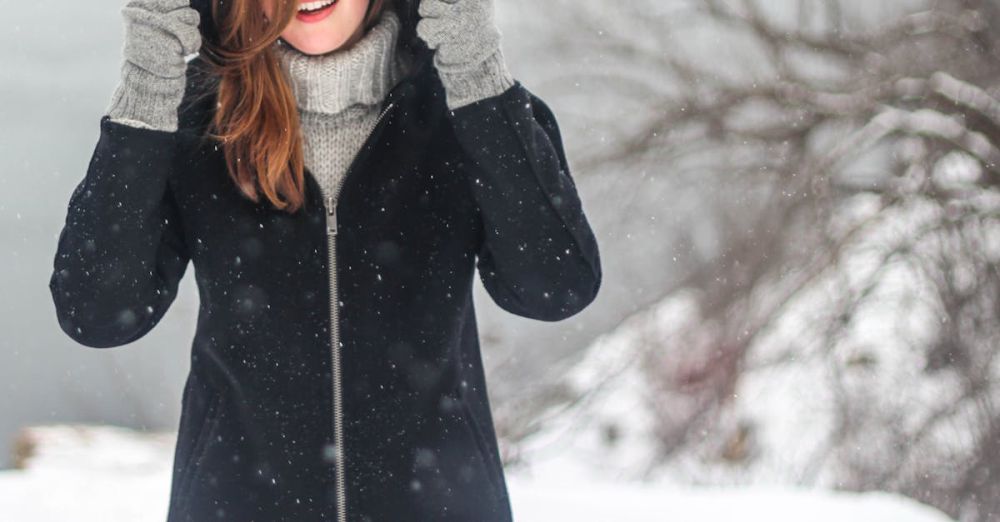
[408,397,504,519]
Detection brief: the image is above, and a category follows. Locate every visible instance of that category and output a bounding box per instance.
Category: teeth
[299,0,335,12]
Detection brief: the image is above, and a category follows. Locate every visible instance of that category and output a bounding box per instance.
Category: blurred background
[3,0,999,520]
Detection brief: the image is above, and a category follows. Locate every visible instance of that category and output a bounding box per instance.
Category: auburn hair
[198,0,388,214]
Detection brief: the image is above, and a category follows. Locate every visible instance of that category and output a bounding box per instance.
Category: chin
[284,34,350,56]
[295,41,347,56]
[280,10,365,56]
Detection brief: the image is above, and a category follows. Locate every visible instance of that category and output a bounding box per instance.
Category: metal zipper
[322,100,396,522]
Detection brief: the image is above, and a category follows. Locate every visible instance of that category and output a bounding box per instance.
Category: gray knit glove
[416,0,515,110]
[106,0,202,132]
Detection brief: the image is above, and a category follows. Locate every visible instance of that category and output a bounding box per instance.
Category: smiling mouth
[298,0,338,14]
[295,0,338,22]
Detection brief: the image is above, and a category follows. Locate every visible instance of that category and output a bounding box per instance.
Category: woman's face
[262,0,371,56]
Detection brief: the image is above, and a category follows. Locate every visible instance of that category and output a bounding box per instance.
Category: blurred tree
[508,0,1000,519]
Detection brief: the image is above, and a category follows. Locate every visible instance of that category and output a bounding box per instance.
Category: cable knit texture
[275,9,406,202]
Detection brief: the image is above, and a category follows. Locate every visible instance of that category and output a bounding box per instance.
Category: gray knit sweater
[273,9,405,202]
[106,4,516,204]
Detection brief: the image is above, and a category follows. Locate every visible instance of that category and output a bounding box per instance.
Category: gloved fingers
[415,16,452,49]
[173,7,201,27]
[418,0,452,19]
[416,2,501,60]
[122,5,202,52]
[416,3,493,40]
[121,5,202,77]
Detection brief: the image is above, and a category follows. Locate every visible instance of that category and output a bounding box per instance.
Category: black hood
[189,0,430,69]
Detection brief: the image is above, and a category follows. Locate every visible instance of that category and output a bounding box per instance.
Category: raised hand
[121,0,202,79]
[415,0,514,110]
[416,0,501,66]
[106,0,203,131]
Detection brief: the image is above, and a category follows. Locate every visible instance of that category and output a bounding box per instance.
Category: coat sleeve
[448,80,602,321]
[48,115,191,348]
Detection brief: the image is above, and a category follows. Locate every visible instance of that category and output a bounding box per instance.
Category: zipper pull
[326,194,337,236]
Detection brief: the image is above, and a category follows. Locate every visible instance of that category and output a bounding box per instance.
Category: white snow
[0,424,955,522]
[510,477,955,522]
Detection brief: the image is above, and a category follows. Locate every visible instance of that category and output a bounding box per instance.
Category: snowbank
[0,424,955,522]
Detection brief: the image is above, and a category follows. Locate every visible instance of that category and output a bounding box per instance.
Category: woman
[48,0,602,520]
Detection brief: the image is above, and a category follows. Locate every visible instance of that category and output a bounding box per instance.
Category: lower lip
[296,1,337,23]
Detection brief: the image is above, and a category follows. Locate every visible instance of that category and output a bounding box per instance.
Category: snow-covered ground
[0,425,955,522]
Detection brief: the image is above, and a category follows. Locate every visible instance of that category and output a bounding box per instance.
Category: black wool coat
[48,2,602,521]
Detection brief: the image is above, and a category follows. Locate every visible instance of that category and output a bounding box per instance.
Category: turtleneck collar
[274,9,403,116]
